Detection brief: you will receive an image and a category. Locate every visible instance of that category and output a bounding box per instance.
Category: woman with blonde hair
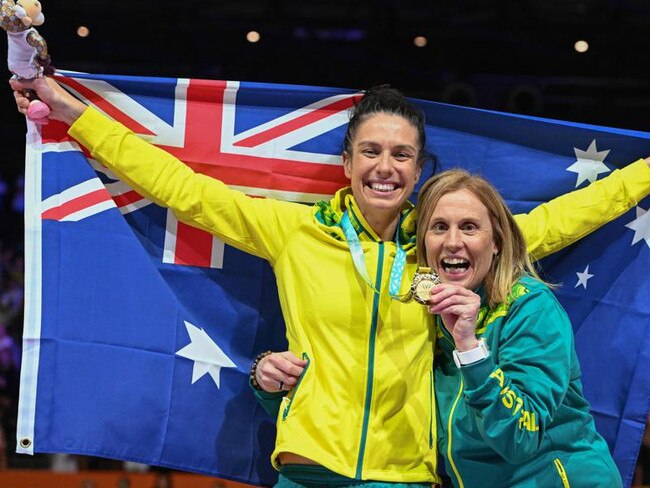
[417,169,622,487]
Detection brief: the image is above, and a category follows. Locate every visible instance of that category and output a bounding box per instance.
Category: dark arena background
[1,1,650,487]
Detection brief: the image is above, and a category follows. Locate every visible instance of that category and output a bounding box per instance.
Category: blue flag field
[15,71,650,487]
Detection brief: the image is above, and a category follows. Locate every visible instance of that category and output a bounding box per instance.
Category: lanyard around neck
[340,210,407,300]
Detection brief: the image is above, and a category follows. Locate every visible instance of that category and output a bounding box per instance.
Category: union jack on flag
[37,73,360,267]
[16,71,650,487]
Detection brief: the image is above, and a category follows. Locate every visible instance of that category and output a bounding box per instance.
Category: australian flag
[15,72,650,487]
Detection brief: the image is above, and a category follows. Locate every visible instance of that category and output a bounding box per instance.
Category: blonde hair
[416,169,543,308]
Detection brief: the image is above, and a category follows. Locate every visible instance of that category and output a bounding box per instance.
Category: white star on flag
[625,206,650,248]
[566,140,611,188]
[575,265,594,289]
[175,321,236,388]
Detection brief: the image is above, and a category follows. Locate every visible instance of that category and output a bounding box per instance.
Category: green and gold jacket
[435,277,622,488]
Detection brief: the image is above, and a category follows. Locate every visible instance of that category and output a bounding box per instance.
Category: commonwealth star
[176,321,237,388]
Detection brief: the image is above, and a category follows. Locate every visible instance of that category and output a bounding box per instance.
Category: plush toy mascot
[1,0,52,123]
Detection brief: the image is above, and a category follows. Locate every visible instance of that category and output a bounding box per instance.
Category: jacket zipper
[429,369,434,449]
[447,377,466,488]
[281,352,310,421]
[439,320,466,487]
[355,242,384,479]
[554,458,571,488]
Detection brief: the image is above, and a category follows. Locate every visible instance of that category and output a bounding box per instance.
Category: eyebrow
[356,141,417,151]
[430,215,482,222]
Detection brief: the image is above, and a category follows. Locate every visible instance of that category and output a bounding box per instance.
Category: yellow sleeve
[514,158,650,260]
[68,106,310,263]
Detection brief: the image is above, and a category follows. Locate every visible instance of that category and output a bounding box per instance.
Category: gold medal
[410,267,441,305]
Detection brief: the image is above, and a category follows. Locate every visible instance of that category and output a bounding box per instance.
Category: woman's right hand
[428,283,481,352]
[10,76,87,126]
[256,351,307,393]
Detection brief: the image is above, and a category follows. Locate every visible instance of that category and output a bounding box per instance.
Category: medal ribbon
[341,210,407,300]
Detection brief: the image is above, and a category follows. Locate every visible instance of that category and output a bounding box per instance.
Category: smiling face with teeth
[424,189,498,291]
[343,113,421,239]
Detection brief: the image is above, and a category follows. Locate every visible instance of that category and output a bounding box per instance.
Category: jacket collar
[436,279,531,344]
[314,187,417,250]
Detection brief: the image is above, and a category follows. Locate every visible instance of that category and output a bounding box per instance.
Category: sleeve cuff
[249,378,286,400]
[460,354,497,392]
[249,378,286,418]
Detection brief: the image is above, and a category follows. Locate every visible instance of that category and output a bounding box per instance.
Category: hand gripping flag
[16,72,650,487]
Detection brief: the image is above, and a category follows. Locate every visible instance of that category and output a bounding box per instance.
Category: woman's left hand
[428,283,481,351]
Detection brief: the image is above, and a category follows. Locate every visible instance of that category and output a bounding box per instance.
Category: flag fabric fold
[16,71,650,487]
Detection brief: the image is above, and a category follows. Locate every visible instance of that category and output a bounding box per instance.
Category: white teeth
[441,258,470,275]
[370,182,396,192]
[444,266,465,275]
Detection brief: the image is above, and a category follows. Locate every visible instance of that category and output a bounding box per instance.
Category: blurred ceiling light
[574,40,589,53]
[77,26,90,38]
[414,36,427,47]
[246,31,261,43]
